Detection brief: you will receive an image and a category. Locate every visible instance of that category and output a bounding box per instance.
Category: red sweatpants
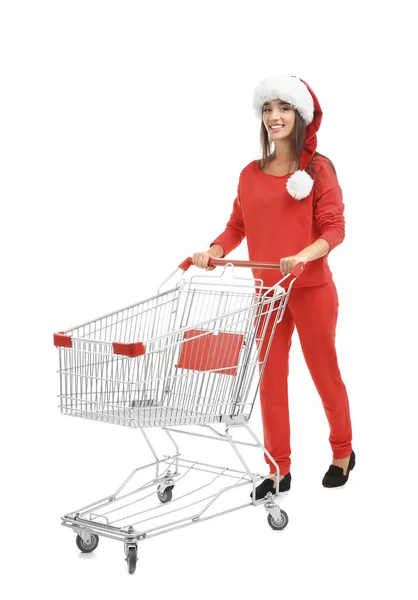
[257,278,352,476]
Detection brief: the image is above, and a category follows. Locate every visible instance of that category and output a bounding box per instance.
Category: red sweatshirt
[210,155,345,288]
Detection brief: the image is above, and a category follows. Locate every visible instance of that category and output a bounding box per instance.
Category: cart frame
[55,257,303,573]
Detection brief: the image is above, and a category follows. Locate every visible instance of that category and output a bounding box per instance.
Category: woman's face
[262,98,296,141]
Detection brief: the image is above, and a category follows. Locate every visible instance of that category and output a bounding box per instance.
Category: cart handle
[178,257,305,278]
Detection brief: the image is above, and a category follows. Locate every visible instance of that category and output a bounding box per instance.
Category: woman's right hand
[192,251,217,271]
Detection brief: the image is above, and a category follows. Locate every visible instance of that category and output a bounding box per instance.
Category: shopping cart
[54,257,303,574]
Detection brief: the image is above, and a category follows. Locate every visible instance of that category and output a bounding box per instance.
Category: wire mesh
[57,276,288,427]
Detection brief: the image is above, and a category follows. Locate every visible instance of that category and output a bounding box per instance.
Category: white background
[1,1,417,597]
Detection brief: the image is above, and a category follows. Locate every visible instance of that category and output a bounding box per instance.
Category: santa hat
[252,74,323,200]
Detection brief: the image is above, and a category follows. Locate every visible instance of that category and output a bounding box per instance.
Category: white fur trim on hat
[252,75,314,125]
[286,170,314,200]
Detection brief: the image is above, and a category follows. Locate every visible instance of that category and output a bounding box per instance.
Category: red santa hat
[252,74,323,200]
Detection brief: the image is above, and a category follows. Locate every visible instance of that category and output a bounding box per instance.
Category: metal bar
[162,426,259,447]
[61,287,179,336]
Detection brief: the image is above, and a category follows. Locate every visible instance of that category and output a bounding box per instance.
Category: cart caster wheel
[76,533,99,553]
[126,546,138,574]
[157,485,174,503]
[267,510,289,531]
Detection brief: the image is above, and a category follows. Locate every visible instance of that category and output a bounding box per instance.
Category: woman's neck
[269,153,298,171]
[272,140,295,163]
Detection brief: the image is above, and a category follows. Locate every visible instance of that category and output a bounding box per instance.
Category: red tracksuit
[210,156,353,475]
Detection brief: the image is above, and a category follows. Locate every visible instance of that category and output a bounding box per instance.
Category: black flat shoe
[250,472,291,500]
[322,451,356,488]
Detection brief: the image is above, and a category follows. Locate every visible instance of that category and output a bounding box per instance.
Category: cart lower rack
[54,257,303,574]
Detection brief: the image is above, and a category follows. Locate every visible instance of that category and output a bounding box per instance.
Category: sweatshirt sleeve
[313,163,345,251]
[209,180,246,257]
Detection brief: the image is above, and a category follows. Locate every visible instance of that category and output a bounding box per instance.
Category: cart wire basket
[54,257,303,574]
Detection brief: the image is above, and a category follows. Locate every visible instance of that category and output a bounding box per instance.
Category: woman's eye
[263,106,289,112]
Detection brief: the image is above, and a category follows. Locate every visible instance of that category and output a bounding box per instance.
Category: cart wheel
[267,510,289,531]
[157,485,174,504]
[76,533,99,553]
[127,546,138,574]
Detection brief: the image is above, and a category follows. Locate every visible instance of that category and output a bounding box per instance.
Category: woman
[192,74,355,500]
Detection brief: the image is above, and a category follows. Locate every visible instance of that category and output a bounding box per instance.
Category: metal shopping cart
[54,257,303,574]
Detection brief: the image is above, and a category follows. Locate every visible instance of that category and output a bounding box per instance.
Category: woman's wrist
[296,239,330,263]
[208,244,224,259]
[295,252,309,264]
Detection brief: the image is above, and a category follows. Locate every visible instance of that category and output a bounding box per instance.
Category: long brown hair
[257,106,337,191]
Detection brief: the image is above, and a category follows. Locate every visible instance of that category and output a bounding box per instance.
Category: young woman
[192,74,355,500]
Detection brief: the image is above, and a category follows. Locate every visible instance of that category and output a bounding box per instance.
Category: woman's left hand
[280,254,308,276]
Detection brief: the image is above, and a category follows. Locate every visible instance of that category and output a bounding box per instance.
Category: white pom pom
[286,170,314,200]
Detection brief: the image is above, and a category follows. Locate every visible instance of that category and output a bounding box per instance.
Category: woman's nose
[270,109,283,120]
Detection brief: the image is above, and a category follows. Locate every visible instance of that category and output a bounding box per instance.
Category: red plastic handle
[178,257,194,270]
[178,257,304,278]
